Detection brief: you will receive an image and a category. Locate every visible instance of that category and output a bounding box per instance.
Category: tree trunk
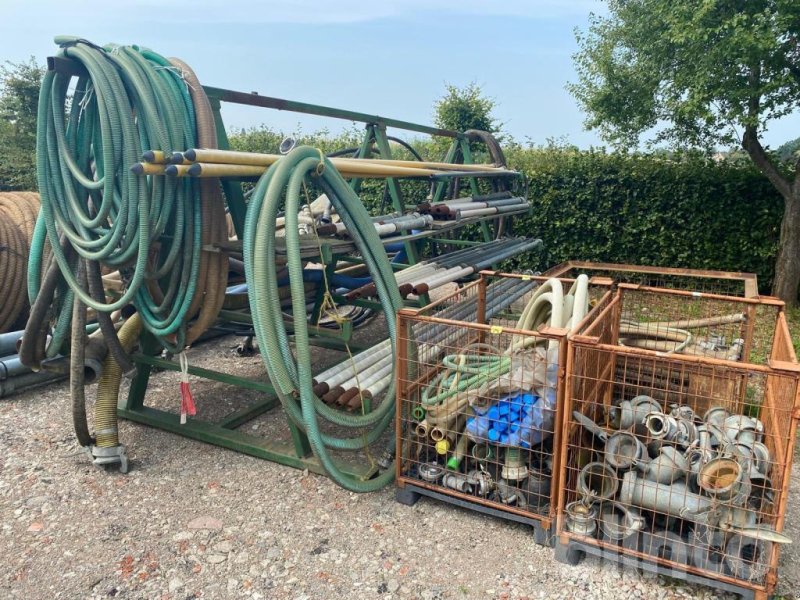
[772,187,800,306]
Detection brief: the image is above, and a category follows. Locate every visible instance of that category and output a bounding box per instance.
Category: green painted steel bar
[218,396,281,429]
[118,406,375,479]
[132,353,277,393]
[209,97,247,239]
[458,139,493,242]
[203,86,460,138]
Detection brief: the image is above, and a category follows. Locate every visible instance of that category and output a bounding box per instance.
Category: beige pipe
[636,313,747,330]
[186,161,440,179]
[181,148,504,173]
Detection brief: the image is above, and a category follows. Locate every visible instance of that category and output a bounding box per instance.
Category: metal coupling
[88,444,129,474]
[565,501,597,536]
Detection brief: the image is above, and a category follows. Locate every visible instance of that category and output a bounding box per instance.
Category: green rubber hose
[31,37,202,354]
[244,146,403,491]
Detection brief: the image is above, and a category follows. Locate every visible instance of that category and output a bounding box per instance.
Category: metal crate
[556,284,799,600]
[544,261,759,298]
[395,272,613,542]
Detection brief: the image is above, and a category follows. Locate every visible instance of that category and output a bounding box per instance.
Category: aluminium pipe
[412,267,474,295]
[455,203,530,220]
[312,339,392,394]
[0,355,30,381]
[339,362,394,406]
[0,330,24,357]
[0,370,65,398]
[471,239,543,271]
[619,471,712,522]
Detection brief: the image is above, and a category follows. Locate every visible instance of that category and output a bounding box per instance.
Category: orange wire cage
[395,271,613,542]
[544,261,759,299]
[556,283,799,599]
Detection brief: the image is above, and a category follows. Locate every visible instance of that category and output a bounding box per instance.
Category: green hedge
[505,148,783,292]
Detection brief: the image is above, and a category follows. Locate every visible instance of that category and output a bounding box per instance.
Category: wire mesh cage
[556,284,799,599]
[395,272,613,530]
[543,261,759,299]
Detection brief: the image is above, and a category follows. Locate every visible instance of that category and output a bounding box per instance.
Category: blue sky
[0,0,797,149]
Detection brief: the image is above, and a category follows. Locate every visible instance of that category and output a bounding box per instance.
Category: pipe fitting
[417,462,444,483]
[723,415,764,448]
[619,471,712,522]
[578,462,619,500]
[724,533,772,582]
[465,469,494,497]
[442,472,474,494]
[598,501,645,541]
[470,443,494,465]
[605,431,648,471]
[644,412,679,441]
[639,446,688,484]
[697,456,749,503]
[609,395,661,430]
[565,501,597,536]
[703,406,730,429]
[642,530,689,566]
[502,448,529,482]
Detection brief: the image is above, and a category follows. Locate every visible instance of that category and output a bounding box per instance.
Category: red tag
[180,381,196,423]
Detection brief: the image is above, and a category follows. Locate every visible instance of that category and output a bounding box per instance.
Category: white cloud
[2,0,602,25]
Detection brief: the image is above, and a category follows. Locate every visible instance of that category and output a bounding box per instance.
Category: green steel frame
[117,83,523,475]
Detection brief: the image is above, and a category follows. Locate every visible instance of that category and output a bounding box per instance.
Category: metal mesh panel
[544,261,758,298]
[557,287,799,596]
[396,274,612,522]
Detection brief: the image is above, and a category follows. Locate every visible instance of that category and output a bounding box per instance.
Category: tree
[434,82,500,135]
[0,57,44,191]
[777,136,800,162]
[570,0,800,304]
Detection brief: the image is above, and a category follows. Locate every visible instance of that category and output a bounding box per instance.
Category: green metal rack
[104,80,530,477]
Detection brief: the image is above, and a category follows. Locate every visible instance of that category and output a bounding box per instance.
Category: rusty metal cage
[556,284,799,599]
[544,261,759,298]
[395,272,613,541]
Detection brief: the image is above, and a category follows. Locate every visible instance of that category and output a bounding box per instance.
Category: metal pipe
[619,471,712,522]
[0,355,30,381]
[0,371,65,398]
[0,330,24,357]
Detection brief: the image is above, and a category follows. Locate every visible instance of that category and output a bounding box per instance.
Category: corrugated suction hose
[0,192,41,333]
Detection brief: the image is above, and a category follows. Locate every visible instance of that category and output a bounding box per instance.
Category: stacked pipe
[316,212,435,238]
[346,237,542,300]
[134,148,518,180]
[417,191,530,221]
[312,277,536,408]
[0,329,65,398]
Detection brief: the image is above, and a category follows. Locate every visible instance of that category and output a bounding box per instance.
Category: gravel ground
[1,334,799,600]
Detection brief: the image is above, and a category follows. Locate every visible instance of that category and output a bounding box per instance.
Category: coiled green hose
[31,37,201,354]
[244,146,403,492]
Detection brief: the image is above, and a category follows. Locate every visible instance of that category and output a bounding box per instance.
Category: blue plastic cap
[488,429,500,442]
[494,420,508,433]
[487,407,500,420]
[498,403,510,416]
[522,393,535,405]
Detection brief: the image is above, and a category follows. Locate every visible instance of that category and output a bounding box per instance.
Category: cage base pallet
[553,537,766,600]
[395,482,552,547]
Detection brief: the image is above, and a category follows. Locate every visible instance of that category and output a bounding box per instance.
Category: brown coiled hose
[0,192,41,333]
[169,58,228,345]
